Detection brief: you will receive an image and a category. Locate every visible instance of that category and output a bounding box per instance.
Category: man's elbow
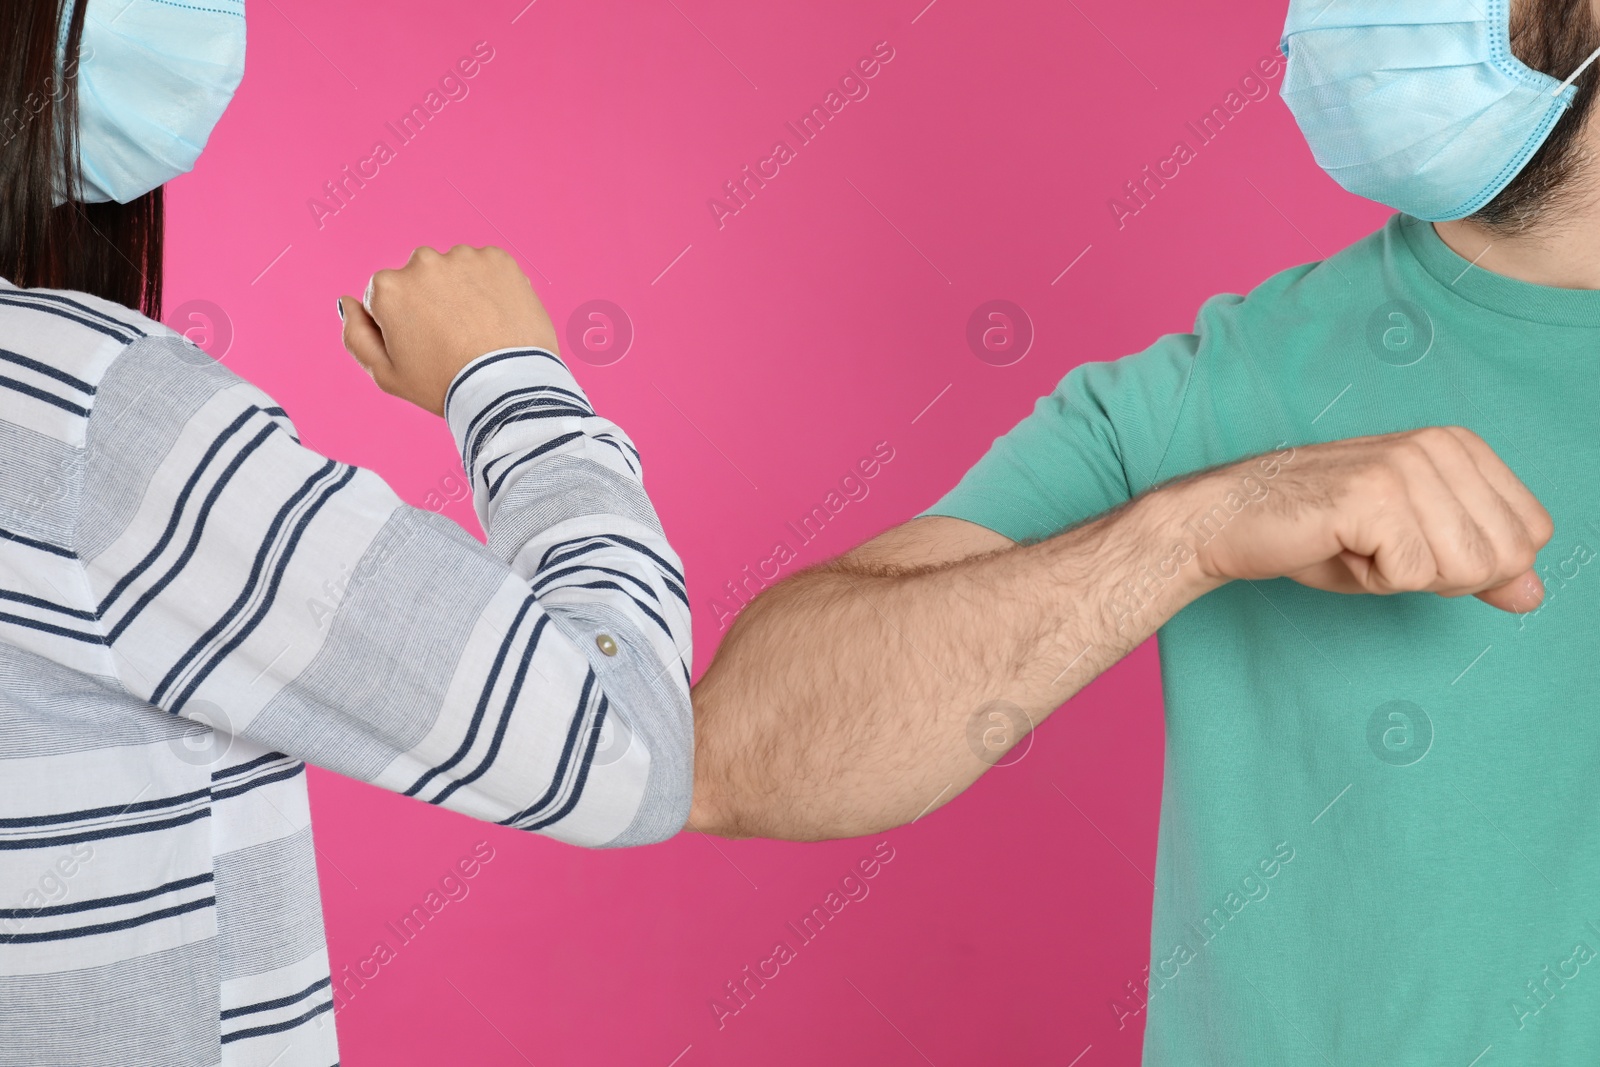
[684,763,750,840]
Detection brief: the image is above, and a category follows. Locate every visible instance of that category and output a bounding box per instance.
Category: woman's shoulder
[0,280,247,438]
[0,280,168,360]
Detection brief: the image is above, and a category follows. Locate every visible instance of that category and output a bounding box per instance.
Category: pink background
[164,0,1391,1063]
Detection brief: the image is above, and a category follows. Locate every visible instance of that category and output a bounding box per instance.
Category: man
[691,0,1600,1062]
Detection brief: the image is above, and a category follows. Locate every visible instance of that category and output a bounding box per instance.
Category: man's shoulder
[1191,214,1402,344]
[1065,215,1401,401]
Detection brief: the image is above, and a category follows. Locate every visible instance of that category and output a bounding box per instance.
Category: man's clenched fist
[1178,426,1554,613]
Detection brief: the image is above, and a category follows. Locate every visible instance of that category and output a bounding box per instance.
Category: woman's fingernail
[336,297,345,322]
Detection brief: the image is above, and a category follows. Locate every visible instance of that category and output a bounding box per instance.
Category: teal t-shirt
[926,213,1600,1065]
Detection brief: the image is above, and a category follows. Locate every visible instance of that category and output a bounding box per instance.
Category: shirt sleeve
[75,331,692,849]
[920,332,1201,543]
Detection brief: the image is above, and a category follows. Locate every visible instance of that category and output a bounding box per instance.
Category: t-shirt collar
[1399,213,1600,328]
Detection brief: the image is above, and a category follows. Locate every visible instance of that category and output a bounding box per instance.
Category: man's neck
[1434,192,1600,290]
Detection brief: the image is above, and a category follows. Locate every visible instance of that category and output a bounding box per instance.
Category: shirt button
[595,634,618,657]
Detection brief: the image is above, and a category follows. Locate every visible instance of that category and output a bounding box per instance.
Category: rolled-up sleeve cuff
[443,346,585,448]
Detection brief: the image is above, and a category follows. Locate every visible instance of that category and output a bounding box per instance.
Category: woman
[0,2,693,1064]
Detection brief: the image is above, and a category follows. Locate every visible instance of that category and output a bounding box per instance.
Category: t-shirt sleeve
[920,333,1200,543]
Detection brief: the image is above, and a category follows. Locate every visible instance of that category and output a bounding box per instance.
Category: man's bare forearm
[690,478,1228,841]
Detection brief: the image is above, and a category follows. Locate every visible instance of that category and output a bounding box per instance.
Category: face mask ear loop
[1552,42,1600,96]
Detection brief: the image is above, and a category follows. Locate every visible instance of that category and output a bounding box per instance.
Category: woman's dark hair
[1472,0,1600,235]
[0,0,163,318]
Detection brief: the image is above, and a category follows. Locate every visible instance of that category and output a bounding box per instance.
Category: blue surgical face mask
[55,0,246,205]
[1281,0,1600,222]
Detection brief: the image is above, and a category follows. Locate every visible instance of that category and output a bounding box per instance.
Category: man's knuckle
[1395,438,1437,467]
[1530,507,1556,544]
[1455,554,1496,589]
[1416,425,1462,449]
[1392,565,1433,593]
[1351,462,1403,501]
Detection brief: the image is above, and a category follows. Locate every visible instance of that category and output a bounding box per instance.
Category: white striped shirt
[0,279,693,1066]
